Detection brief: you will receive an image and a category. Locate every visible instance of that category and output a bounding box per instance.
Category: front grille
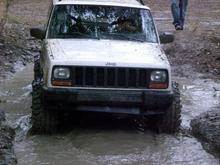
[72,66,150,88]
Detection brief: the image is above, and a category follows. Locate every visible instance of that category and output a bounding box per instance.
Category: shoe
[175,25,183,30]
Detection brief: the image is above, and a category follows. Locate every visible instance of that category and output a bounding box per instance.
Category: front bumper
[43,87,173,115]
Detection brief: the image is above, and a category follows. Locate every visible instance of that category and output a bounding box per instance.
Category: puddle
[0,64,219,165]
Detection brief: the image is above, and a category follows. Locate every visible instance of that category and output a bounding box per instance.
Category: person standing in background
[171,0,188,30]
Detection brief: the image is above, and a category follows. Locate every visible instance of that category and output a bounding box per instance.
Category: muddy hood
[47,39,169,68]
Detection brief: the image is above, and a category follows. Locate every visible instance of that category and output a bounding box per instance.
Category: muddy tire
[30,80,58,134]
[33,54,41,81]
[158,82,182,133]
[30,56,57,134]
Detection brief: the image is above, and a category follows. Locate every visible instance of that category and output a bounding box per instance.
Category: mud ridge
[191,110,220,156]
[0,110,17,165]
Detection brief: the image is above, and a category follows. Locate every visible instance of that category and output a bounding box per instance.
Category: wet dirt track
[0,64,220,165]
[0,0,220,164]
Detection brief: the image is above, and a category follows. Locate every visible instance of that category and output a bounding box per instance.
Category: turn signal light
[149,83,168,89]
[52,80,72,86]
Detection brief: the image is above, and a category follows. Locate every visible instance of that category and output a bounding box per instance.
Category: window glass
[48,5,158,43]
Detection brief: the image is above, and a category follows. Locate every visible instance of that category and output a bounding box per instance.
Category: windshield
[47,5,158,43]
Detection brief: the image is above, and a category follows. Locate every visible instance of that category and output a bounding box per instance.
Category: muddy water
[0,64,220,165]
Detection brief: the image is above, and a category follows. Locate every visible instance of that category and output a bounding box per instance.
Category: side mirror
[30,28,45,40]
[159,32,174,44]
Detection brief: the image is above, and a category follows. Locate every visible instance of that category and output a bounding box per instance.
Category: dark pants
[171,0,188,27]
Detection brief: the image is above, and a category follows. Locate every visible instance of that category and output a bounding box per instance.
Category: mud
[148,0,220,79]
[0,110,16,165]
[191,110,220,154]
[0,0,47,79]
[0,64,220,165]
[0,0,220,164]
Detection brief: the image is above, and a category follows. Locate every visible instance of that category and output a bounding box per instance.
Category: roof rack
[136,0,145,5]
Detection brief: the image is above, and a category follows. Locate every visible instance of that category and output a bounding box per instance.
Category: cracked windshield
[48,5,158,42]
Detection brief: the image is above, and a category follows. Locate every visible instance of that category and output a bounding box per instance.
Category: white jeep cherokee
[30,0,181,134]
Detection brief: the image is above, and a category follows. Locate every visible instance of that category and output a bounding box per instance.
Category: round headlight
[150,70,167,82]
[53,67,70,79]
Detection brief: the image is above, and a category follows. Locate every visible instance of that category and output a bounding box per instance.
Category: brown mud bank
[164,31,220,79]
[0,0,48,79]
[147,0,220,79]
[0,110,16,165]
[191,110,220,156]
[0,20,39,79]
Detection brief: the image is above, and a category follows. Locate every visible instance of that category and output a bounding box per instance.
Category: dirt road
[0,0,220,164]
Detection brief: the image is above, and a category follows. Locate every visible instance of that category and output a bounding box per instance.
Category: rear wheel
[158,82,182,133]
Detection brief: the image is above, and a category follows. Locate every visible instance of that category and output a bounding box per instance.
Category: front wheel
[30,80,58,134]
[157,82,182,133]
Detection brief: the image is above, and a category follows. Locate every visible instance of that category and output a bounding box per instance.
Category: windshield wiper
[62,31,100,40]
[103,33,145,42]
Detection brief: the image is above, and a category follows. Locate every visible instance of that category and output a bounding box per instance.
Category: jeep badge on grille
[106,62,117,66]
